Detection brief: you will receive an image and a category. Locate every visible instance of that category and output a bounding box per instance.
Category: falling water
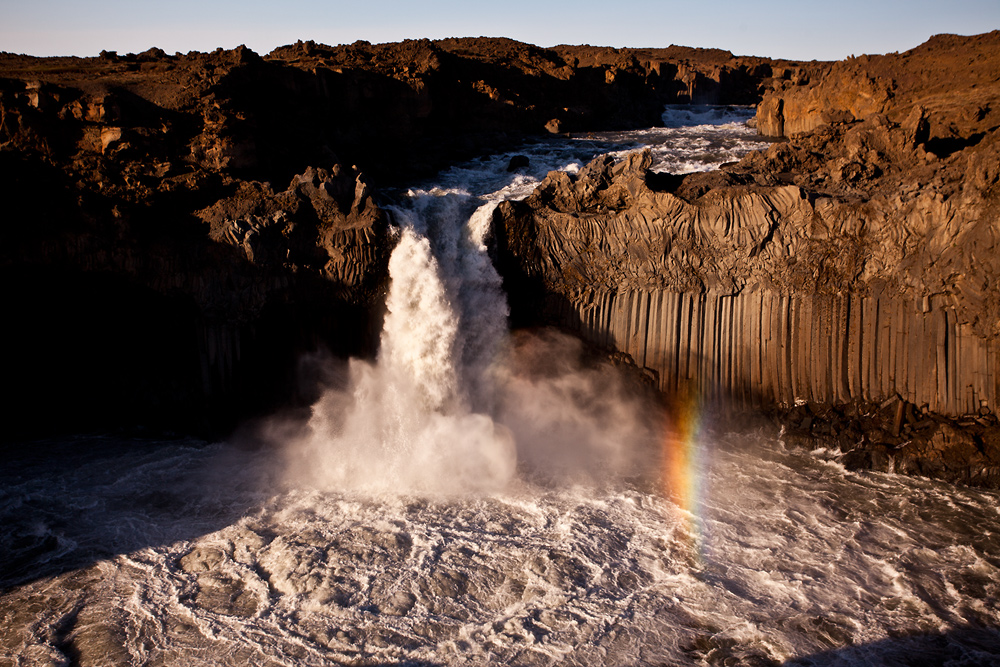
[286,190,519,495]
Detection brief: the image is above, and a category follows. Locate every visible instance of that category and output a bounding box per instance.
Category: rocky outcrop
[779,400,1000,488]
[263,37,784,159]
[756,31,1000,140]
[0,44,395,435]
[1,150,390,438]
[197,164,386,294]
[493,56,1000,486]
[493,143,1000,411]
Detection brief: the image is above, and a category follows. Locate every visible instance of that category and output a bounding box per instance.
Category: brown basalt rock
[491,35,1000,487]
[196,164,389,294]
[771,400,1000,488]
[757,31,1000,141]
[757,68,895,138]
[493,87,1000,486]
[0,38,786,190]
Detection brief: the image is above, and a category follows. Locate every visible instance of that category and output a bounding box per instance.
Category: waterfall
[289,191,517,494]
[6,108,1000,667]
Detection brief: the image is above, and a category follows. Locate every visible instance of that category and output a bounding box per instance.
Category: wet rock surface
[776,399,1000,489]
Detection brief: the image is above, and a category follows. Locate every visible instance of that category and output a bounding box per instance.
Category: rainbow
[661,392,707,557]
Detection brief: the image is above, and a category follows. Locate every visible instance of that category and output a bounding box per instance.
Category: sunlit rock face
[492,33,1000,485]
[755,31,1000,141]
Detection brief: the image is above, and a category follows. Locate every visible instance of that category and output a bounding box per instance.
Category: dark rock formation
[778,399,1000,488]
[3,29,998,484]
[507,155,530,172]
[1,149,389,438]
[492,31,1000,486]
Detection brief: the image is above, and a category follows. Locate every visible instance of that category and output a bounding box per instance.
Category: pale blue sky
[2,0,998,61]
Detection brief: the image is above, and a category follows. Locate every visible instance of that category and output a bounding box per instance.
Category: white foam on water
[660,104,757,128]
[285,222,517,493]
[4,431,1000,666]
[600,106,770,175]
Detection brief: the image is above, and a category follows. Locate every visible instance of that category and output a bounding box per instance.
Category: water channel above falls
[3,107,999,666]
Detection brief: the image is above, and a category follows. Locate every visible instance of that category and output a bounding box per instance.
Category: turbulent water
[4,107,1000,666]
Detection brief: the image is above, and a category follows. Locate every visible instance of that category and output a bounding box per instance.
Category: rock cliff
[492,32,1000,485]
[494,145,999,412]
[4,30,999,481]
[756,31,1000,141]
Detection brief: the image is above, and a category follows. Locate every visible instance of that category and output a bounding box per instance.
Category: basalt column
[552,288,997,416]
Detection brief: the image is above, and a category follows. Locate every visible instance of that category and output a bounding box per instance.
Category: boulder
[506,155,530,172]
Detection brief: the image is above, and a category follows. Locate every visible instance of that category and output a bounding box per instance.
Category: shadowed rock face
[0,38,783,183]
[492,32,1000,485]
[0,151,390,438]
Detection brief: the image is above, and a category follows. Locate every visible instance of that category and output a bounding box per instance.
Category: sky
[2,0,998,62]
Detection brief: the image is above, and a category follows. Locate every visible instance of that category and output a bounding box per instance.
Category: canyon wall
[546,288,996,416]
[1,38,788,436]
[493,123,1000,420]
[3,32,999,450]
[494,32,1000,421]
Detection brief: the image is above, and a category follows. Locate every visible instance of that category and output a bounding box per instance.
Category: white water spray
[286,167,666,494]
[287,189,519,495]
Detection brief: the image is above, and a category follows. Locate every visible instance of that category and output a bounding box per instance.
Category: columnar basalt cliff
[492,32,1000,486]
[494,149,998,404]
